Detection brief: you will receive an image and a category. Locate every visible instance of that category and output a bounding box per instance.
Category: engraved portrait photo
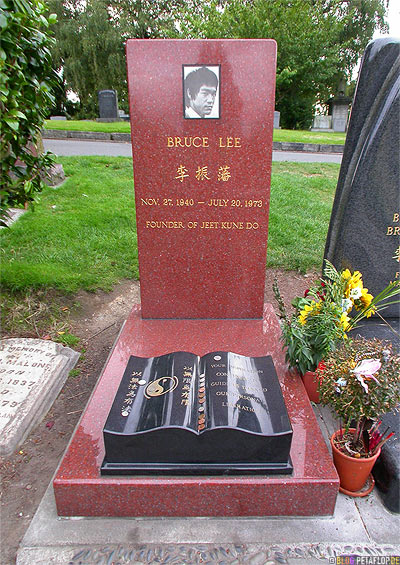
[183,65,220,119]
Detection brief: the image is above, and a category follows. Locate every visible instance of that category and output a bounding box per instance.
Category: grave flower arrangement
[273,261,400,376]
[317,338,400,458]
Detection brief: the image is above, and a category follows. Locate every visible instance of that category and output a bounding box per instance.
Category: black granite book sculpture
[101,351,293,475]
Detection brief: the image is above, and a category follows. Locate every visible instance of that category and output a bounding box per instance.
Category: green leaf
[12,111,27,119]
[0,12,7,29]
[4,119,19,131]
[39,15,48,28]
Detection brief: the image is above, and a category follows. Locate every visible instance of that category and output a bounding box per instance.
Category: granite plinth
[53,304,339,517]
[324,38,400,318]
[127,40,276,319]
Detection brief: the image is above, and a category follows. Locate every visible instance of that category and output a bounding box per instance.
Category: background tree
[49,0,186,117]
[0,0,58,225]
[180,0,388,128]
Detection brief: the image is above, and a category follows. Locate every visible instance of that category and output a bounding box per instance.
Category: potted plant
[273,261,400,402]
[317,338,400,495]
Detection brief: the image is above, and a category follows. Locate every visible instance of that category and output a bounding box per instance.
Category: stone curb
[16,541,400,565]
[42,130,344,154]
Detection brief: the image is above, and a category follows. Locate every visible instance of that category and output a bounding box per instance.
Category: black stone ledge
[42,130,344,153]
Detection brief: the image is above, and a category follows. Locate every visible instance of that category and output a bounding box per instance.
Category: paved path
[17,404,400,564]
[43,138,342,163]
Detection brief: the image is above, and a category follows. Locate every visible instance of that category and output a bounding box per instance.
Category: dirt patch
[0,270,317,564]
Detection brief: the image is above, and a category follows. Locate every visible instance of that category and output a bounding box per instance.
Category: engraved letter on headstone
[0,338,80,456]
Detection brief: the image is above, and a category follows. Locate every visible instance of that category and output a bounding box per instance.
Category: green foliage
[180,0,388,128]
[48,0,186,116]
[274,275,348,375]
[0,0,58,225]
[273,261,400,375]
[55,331,80,347]
[279,95,315,131]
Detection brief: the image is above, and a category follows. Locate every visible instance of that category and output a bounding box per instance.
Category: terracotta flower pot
[302,371,320,403]
[330,429,381,494]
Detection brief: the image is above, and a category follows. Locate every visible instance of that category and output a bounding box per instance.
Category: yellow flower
[360,287,373,306]
[343,269,364,298]
[361,288,376,317]
[298,301,321,325]
[352,271,362,283]
[299,314,307,325]
[298,303,313,325]
[340,312,350,331]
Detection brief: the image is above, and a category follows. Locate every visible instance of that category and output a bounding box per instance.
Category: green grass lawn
[44,120,132,133]
[44,120,346,145]
[274,129,345,145]
[1,157,138,293]
[0,157,339,295]
[268,162,339,271]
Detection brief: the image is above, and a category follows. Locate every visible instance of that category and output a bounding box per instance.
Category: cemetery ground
[44,120,347,146]
[0,157,338,563]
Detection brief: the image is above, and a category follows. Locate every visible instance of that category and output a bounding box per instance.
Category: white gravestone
[0,338,80,456]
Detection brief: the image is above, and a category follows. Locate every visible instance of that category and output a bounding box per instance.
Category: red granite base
[53,304,339,517]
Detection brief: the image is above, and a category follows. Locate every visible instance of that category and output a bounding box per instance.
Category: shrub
[0,0,58,225]
[318,338,400,457]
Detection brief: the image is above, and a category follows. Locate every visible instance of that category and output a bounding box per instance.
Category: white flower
[350,287,362,299]
[335,377,347,387]
[351,358,381,393]
[334,377,347,394]
[341,298,353,312]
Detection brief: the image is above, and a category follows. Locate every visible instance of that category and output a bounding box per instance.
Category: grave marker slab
[101,351,293,475]
[324,38,400,319]
[0,338,79,456]
[98,89,119,120]
[324,38,400,513]
[52,39,339,519]
[126,39,276,319]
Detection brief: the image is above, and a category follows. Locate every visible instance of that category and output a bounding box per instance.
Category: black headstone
[372,409,400,513]
[98,89,118,119]
[324,38,400,321]
[101,351,293,475]
[325,38,400,514]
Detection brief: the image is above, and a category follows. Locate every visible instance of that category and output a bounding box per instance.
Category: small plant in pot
[317,338,400,496]
[273,261,400,403]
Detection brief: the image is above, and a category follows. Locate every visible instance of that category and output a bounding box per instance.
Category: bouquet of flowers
[317,338,400,457]
[273,260,400,375]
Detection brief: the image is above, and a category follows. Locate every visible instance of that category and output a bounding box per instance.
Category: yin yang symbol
[144,376,178,398]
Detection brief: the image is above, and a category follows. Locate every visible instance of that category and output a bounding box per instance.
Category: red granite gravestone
[53,39,339,517]
[127,39,276,318]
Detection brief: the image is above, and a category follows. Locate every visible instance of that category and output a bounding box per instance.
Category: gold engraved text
[146,221,184,229]
[167,136,209,148]
[219,137,241,148]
